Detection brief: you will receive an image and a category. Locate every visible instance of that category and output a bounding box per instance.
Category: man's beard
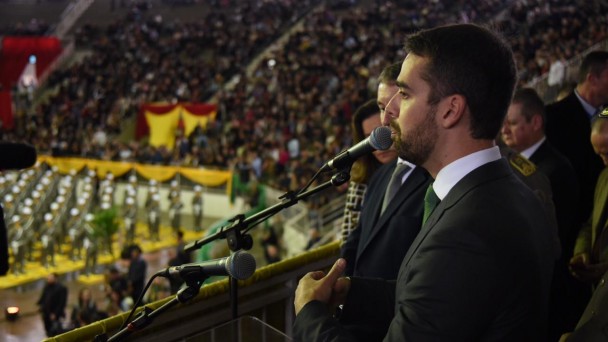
[392,106,438,166]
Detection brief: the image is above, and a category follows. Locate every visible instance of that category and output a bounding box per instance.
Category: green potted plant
[92,206,120,257]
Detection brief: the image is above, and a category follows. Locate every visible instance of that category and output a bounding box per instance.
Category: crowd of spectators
[1,0,606,195]
[502,0,608,86]
[0,18,50,36]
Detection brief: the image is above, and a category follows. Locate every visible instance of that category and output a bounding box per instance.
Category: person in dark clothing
[70,287,98,329]
[167,248,184,294]
[107,266,128,298]
[37,273,68,337]
[127,245,147,301]
[176,230,191,265]
[261,223,282,265]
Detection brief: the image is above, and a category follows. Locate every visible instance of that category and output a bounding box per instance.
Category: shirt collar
[433,146,501,200]
[397,157,416,183]
[520,136,546,159]
[574,89,599,118]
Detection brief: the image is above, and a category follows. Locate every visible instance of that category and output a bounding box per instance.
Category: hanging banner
[136,103,218,147]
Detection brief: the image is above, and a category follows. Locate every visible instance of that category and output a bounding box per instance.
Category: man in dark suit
[293,24,555,341]
[341,159,429,279]
[37,273,68,337]
[127,245,147,301]
[545,51,608,224]
[341,62,431,280]
[502,87,585,340]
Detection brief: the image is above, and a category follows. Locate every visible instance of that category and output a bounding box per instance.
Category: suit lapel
[357,167,429,256]
[357,162,395,245]
[399,159,513,269]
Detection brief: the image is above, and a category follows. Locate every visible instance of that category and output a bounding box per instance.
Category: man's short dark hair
[578,50,608,84]
[378,62,402,86]
[404,24,517,139]
[512,88,545,126]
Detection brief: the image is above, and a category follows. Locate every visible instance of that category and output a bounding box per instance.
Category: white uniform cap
[70,208,79,216]
[44,213,53,222]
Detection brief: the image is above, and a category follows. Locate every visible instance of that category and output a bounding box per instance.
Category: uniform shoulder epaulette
[509,153,536,177]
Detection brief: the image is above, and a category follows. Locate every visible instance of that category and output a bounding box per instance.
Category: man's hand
[294,258,347,315]
[569,253,608,282]
[569,253,589,279]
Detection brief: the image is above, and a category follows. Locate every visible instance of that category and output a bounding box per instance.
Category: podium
[183,316,292,342]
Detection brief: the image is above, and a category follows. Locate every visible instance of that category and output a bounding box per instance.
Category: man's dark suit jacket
[341,160,431,279]
[294,159,554,341]
[530,140,580,256]
[530,140,589,338]
[545,92,604,223]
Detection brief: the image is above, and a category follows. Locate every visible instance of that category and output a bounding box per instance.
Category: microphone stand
[105,281,201,342]
[185,168,351,319]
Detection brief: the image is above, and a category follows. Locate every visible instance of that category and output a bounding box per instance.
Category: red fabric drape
[0,36,62,131]
[0,91,13,129]
[0,36,62,89]
[182,103,217,116]
[136,103,217,140]
[136,104,179,139]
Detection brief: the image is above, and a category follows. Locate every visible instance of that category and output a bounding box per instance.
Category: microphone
[0,143,37,170]
[157,250,256,282]
[320,126,392,172]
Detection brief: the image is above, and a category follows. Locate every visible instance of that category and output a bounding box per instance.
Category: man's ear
[439,94,466,129]
[531,114,543,131]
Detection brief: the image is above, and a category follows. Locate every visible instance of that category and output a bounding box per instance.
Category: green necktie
[423,183,440,224]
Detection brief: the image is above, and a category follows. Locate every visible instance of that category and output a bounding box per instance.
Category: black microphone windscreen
[369,126,392,151]
[227,251,256,280]
[0,143,37,170]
